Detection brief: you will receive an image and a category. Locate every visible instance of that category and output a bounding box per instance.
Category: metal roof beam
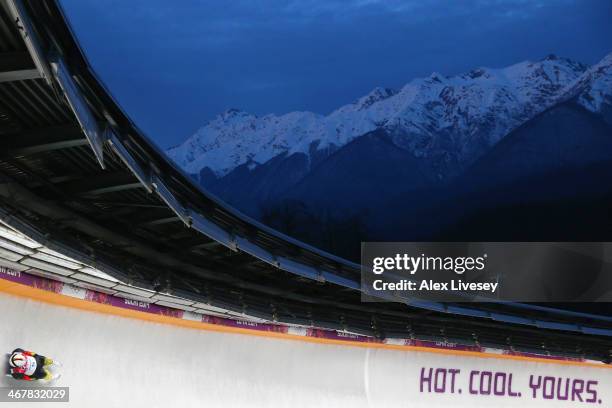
[55,171,143,196]
[0,51,39,82]
[49,56,106,168]
[4,0,53,86]
[191,241,222,250]
[140,216,181,227]
[0,123,86,158]
[0,124,87,159]
[81,182,143,196]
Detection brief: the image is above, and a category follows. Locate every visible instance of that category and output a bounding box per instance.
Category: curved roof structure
[0,0,610,362]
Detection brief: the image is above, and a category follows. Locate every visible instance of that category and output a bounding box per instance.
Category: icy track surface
[0,293,371,408]
[1,292,611,408]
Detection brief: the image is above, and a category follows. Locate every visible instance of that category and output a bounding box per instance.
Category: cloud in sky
[60,0,611,148]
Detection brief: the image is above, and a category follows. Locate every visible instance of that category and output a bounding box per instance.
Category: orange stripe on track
[1,278,609,370]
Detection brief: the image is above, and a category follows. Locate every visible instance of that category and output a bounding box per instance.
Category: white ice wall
[1,293,610,408]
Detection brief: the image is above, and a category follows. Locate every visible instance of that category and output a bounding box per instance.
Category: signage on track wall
[364,349,611,407]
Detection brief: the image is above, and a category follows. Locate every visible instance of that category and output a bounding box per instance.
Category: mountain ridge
[164,53,612,257]
[167,53,609,180]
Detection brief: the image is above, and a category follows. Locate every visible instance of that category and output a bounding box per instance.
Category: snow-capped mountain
[167,54,593,179]
[165,53,612,253]
[560,52,612,116]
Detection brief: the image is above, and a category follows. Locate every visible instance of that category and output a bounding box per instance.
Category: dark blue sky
[60,0,612,149]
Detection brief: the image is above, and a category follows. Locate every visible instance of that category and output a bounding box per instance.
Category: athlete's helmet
[9,352,26,368]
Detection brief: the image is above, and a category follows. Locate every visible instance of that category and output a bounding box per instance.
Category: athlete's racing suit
[9,348,54,381]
